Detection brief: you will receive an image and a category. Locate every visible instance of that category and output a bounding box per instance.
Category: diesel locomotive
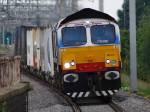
[52,8,122,99]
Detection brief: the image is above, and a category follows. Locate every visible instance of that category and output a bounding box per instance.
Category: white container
[26,26,54,77]
[27,30,34,67]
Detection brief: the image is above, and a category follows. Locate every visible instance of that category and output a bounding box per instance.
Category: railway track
[109,100,126,112]
[52,87,81,112]
[23,70,81,112]
[23,69,125,112]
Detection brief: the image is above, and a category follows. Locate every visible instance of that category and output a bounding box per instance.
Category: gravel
[21,74,150,112]
[81,105,114,112]
[30,104,72,112]
[21,74,116,112]
[21,74,72,112]
[113,91,150,112]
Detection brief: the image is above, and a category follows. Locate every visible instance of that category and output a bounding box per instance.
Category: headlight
[111,60,117,65]
[64,61,75,69]
[106,59,110,64]
[70,61,75,66]
[64,63,71,69]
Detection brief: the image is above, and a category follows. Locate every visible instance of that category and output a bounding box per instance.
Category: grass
[121,73,150,99]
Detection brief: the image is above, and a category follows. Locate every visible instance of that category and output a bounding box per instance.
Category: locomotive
[52,8,121,98]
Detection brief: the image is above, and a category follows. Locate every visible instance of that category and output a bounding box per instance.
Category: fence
[0,56,30,112]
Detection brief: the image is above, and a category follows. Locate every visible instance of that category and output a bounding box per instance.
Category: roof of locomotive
[57,8,117,28]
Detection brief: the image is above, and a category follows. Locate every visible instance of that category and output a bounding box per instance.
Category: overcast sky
[78,0,124,20]
[104,0,124,19]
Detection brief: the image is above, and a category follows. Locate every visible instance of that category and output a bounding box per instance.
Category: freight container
[15,26,54,78]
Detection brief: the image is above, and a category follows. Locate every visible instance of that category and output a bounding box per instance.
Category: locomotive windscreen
[62,26,86,46]
[91,24,116,44]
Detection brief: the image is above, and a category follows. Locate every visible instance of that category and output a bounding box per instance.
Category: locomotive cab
[53,8,121,99]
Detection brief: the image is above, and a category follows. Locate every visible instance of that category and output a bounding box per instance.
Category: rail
[109,100,126,112]
[23,70,81,112]
[52,87,81,112]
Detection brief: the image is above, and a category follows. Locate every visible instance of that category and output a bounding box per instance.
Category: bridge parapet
[0,56,21,88]
[0,56,31,112]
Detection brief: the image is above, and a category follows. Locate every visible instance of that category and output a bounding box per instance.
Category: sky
[78,0,124,20]
[104,0,124,20]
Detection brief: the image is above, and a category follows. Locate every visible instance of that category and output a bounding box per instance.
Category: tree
[137,6,150,82]
[118,0,150,82]
[117,0,129,29]
[117,0,150,29]
[120,29,129,73]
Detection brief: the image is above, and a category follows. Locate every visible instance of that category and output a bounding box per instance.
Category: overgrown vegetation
[120,30,129,74]
[118,0,150,83]
[121,73,150,99]
[137,6,150,82]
